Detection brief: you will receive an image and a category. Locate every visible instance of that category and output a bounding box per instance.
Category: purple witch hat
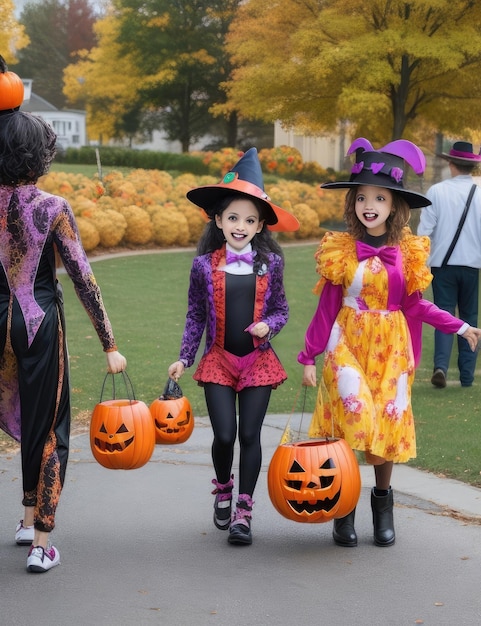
[321,138,431,208]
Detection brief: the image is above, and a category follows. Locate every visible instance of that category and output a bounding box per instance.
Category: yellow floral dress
[300,229,464,463]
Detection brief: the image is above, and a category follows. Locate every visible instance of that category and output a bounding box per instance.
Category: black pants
[204,383,271,496]
[7,295,70,532]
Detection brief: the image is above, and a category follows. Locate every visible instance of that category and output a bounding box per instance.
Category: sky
[14,0,41,17]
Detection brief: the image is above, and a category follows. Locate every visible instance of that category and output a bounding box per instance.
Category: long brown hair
[343,187,410,245]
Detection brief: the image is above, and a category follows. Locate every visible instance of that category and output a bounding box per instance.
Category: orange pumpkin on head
[0,56,24,111]
[150,378,194,444]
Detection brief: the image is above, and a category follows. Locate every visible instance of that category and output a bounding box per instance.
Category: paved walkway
[1,413,481,625]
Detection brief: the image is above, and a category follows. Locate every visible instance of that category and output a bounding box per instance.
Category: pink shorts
[193,344,287,392]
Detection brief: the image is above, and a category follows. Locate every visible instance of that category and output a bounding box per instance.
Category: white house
[20,79,87,150]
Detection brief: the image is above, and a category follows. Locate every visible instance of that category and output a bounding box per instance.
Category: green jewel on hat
[223,172,236,183]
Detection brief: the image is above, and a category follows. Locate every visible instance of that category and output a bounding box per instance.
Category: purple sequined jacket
[0,185,116,350]
[0,185,117,441]
[178,247,289,367]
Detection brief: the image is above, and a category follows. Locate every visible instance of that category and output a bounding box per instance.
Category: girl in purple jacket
[169,148,298,545]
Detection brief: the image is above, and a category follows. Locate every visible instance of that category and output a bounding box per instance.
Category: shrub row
[59,145,348,185]
[60,146,210,175]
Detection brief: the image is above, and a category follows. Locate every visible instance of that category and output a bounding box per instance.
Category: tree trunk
[433,133,444,184]
[226,111,238,147]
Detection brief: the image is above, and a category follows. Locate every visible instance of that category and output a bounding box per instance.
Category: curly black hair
[196,194,284,270]
[0,111,57,185]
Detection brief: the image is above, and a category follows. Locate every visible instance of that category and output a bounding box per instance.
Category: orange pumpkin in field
[150,378,194,444]
[0,56,24,111]
[267,438,361,523]
[90,373,155,470]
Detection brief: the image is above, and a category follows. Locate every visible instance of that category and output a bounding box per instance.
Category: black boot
[371,487,395,546]
[333,508,357,547]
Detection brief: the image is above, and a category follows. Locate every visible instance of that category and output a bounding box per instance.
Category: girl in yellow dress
[298,138,481,548]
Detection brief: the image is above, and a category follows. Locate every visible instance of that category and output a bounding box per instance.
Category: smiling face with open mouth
[354,185,394,236]
[215,198,264,251]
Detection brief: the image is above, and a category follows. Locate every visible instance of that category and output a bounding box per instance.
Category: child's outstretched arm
[298,281,342,365]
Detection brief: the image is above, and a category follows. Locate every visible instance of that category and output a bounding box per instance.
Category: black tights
[204,383,272,496]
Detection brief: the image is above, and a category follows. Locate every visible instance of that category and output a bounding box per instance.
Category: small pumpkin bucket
[267,388,361,523]
[149,378,194,444]
[90,372,155,470]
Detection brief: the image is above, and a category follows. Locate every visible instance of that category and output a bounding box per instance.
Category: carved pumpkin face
[90,399,155,470]
[267,438,361,523]
[150,396,194,444]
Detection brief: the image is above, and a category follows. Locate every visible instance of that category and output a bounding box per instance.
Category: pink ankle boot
[211,475,234,530]
[228,494,253,545]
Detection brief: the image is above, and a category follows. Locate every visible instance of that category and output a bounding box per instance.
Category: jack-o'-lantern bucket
[268,437,361,523]
[149,378,194,444]
[90,372,155,470]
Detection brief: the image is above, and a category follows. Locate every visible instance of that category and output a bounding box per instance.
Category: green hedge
[60,146,210,175]
[59,146,347,183]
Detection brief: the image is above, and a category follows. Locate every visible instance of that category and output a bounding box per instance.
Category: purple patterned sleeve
[262,254,289,336]
[53,201,116,351]
[178,257,209,367]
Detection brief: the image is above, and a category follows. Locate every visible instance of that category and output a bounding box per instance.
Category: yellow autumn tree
[0,0,29,63]
[224,0,481,143]
[63,11,141,143]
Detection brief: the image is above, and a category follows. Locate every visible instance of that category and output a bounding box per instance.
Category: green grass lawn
[60,244,320,421]
[1,243,480,486]
[50,162,133,177]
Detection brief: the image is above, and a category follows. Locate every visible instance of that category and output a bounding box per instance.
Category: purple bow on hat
[357,242,397,265]
[226,250,254,266]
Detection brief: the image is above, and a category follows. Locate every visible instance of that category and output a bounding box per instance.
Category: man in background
[418,141,481,388]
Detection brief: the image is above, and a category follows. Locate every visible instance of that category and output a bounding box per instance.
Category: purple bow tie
[357,241,397,265]
[226,250,254,266]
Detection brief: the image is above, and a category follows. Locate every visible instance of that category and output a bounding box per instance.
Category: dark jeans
[431,266,480,385]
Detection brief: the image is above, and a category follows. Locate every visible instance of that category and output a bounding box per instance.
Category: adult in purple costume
[0,60,126,573]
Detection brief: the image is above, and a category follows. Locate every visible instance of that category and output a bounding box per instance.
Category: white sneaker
[26,545,60,573]
[15,520,34,545]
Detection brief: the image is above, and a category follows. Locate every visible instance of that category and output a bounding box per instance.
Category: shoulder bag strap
[441,184,477,267]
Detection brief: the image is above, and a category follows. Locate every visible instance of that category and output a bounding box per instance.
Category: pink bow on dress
[357,241,397,265]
